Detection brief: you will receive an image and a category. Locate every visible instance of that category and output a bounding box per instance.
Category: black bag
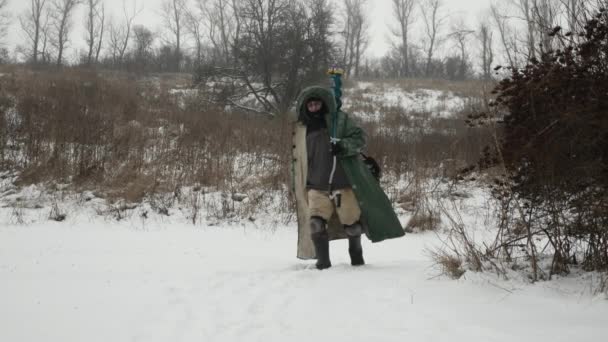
[361,153,381,180]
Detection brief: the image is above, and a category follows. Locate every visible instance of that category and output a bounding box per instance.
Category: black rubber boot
[348,235,365,266]
[311,231,331,270]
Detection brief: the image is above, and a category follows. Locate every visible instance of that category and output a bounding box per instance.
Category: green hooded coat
[291,86,405,259]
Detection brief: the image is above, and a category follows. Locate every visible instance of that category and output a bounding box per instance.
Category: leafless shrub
[97,200,137,221]
[48,198,66,221]
[438,196,488,273]
[0,84,12,169]
[148,192,175,216]
[429,248,466,279]
[0,66,294,219]
[184,187,201,224]
[599,273,608,297]
[406,207,441,232]
[9,202,25,225]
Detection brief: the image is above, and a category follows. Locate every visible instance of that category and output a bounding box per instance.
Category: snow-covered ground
[1,189,607,342]
[167,80,471,119]
[344,81,468,119]
[1,78,606,341]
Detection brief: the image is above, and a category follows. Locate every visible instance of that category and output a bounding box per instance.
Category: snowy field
[1,197,607,342]
[168,80,470,119]
[344,81,468,119]
[1,78,606,341]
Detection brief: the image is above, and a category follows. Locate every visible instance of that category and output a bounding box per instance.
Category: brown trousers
[308,188,361,226]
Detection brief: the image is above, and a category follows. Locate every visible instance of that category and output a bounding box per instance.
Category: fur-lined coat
[291,86,405,259]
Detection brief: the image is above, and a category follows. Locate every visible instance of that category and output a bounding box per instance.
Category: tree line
[0,0,606,79]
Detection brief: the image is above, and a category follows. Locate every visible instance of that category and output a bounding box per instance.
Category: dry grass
[429,248,466,279]
[599,274,608,297]
[0,68,291,220]
[346,78,495,181]
[1,67,497,223]
[356,77,496,98]
[406,207,442,232]
[48,201,67,222]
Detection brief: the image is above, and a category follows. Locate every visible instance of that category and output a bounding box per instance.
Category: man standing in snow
[291,86,404,270]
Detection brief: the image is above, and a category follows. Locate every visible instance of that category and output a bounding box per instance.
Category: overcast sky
[3,0,495,61]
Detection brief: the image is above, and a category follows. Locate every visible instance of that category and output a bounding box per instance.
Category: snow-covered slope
[344,81,468,119]
[1,216,606,342]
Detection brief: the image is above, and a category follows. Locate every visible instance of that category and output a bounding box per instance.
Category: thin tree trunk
[95,4,105,63]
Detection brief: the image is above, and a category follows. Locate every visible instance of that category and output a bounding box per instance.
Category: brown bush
[406,207,442,232]
[359,100,493,180]
[429,248,466,279]
[483,10,608,276]
[1,68,290,208]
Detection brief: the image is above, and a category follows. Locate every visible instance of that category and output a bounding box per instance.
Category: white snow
[344,82,467,119]
[1,197,606,342]
[1,79,606,342]
[364,87,465,118]
[168,88,199,97]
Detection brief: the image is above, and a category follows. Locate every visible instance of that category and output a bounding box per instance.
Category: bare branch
[160,0,187,71]
[84,0,104,65]
[108,0,142,65]
[341,0,369,77]
[390,0,417,77]
[18,0,48,63]
[420,0,447,77]
[0,0,10,44]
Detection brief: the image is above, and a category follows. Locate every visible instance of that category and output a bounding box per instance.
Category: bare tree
[132,24,154,68]
[578,1,608,30]
[593,0,608,11]
[531,0,559,55]
[107,17,122,64]
[479,21,494,80]
[490,2,519,68]
[420,0,446,77]
[160,0,187,72]
[509,0,559,59]
[49,0,80,67]
[513,0,537,60]
[391,0,417,77]
[39,10,52,63]
[84,0,105,65]
[19,0,48,63]
[226,0,333,115]
[558,0,587,34]
[230,0,242,65]
[94,3,105,63]
[448,19,474,80]
[341,0,369,77]
[307,0,334,69]
[0,0,9,43]
[204,0,238,65]
[236,0,289,113]
[108,0,141,66]
[185,2,205,66]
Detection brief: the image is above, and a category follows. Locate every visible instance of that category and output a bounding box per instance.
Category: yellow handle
[327,67,344,75]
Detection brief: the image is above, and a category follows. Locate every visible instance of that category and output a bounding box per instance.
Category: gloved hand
[330,141,343,156]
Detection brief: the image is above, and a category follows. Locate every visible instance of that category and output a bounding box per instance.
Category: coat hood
[295,86,337,119]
